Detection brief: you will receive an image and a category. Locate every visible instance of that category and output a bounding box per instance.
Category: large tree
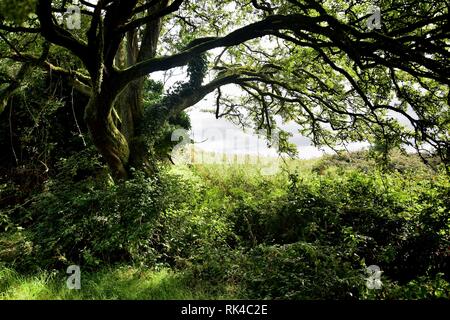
[1,0,449,179]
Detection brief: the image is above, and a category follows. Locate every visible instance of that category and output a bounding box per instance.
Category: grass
[178,146,320,175]
[2,151,446,300]
[0,266,234,300]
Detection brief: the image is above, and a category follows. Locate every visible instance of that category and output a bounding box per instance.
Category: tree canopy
[0,0,449,179]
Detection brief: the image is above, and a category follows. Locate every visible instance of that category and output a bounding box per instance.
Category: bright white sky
[186,97,370,159]
[155,69,370,160]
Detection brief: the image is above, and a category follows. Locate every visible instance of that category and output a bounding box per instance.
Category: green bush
[5,150,164,270]
[149,167,237,267]
[240,242,365,299]
[186,161,449,299]
[1,153,448,299]
[189,242,365,300]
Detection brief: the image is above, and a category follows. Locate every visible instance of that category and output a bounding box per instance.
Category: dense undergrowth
[0,150,449,300]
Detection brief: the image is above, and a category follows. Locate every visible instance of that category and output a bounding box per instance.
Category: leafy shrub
[189,242,365,300]
[359,272,450,300]
[312,149,435,174]
[239,242,365,299]
[6,150,165,270]
[1,152,448,299]
[149,167,237,267]
[186,161,449,299]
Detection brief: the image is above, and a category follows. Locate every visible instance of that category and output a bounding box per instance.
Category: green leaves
[0,0,37,23]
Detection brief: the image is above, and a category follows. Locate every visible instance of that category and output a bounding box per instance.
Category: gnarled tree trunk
[84,88,130,180]
[85,6,164,180]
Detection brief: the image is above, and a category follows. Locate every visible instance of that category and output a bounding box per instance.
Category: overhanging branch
[118,14,325,88]
[36,0,89,66]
